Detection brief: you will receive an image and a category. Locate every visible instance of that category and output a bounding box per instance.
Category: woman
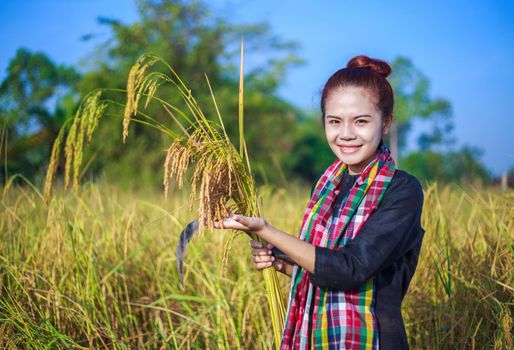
[214,55,425,349]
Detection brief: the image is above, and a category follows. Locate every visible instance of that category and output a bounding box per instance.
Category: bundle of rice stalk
[44,40,286,348]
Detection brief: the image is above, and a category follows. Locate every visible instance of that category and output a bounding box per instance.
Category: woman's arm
[213,215,317,274]
[215,172,424,291]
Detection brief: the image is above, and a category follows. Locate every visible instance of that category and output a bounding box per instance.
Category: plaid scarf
[281,143,396,349]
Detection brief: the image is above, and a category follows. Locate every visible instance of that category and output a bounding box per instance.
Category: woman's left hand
[213,213,267,234]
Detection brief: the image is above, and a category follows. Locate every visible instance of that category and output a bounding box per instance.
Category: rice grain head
[142,73,163,110]
[85,93,107,142]
[163,138,193,198]
[71,91,106,189]
[72,115,86,189]
[163,126,245,235]
[63,119,78,189]
[45,90,107,197]
[43,128,65,202]
[123,54,160,143]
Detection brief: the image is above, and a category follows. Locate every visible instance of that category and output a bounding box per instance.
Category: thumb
[273,259,284,271]
[230,214,251,225]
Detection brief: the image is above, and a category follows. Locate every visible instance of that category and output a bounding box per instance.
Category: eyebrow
[325,114,373,119]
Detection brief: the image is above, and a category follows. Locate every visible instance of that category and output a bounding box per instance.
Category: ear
[382,114,393,135]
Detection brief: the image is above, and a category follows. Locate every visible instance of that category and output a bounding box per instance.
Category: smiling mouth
[338,145,362,154]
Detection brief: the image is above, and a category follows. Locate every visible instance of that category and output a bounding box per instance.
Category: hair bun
[346,55,392,78]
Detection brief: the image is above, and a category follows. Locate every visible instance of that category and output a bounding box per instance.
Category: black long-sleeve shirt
[306,169,425,349]
[272,170,424,348]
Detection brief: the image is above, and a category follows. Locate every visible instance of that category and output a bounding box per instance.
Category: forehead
[324,86,380,117]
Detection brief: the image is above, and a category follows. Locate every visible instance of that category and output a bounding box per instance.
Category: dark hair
[320,55,394,122]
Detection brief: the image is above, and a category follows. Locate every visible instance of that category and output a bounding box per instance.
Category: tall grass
[404,183,512,349]
[2,180,289,349]
[0,181,511,349]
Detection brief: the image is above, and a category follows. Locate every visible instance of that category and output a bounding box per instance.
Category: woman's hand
[213,212,309,275]
[250,240,293,276]
[213,213,268,234]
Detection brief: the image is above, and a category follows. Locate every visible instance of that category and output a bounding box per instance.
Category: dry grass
[0,181,512,349]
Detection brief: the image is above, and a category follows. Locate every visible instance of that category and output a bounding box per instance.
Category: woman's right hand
[250,240,292,276]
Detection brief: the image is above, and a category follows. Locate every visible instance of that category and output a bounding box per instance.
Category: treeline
[0,0,495,189]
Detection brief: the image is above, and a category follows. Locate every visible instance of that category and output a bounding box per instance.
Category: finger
[217,218,248,231]
[252,249,273,256]
[212,219,227,229]
[250,240,273,250]
[273,260,284,271]
[252,248,272,256]
[254,261,273,270]
[253,255,274,263]
[230,214,255,228]
[249,240,264,248]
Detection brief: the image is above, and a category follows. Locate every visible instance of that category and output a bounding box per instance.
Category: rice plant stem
[204,73,229,142]
[238,35,244,158]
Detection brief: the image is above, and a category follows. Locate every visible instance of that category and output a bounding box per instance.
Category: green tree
[401,146,491,183]
[75,0,304,187]
[284,112,334,183]
[400,150,446,182]
[0,48,80,182]
[388,57,453,162]
[444,145,491,182]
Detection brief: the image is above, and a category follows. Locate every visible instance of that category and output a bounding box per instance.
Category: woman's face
[324,86,392,175]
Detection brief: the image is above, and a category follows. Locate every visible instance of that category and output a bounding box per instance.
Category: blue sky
[1,0,513,175]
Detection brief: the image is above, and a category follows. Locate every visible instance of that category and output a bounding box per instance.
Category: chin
[336,152,365,165]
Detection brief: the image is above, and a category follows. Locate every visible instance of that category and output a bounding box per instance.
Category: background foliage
[0,0,499,188]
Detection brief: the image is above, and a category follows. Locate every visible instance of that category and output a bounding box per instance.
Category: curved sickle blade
[176,219,199,285]
[175,219,290,285]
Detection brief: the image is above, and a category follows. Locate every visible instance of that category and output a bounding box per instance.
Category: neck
[347,167,361,175]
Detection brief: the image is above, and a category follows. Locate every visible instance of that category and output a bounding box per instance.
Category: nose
[338,122,356,140]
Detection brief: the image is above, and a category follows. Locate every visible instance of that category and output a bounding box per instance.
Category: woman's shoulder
[384,169,424,207]
[390,169,423,191]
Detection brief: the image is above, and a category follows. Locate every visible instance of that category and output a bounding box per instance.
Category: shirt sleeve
[308,172,424,291]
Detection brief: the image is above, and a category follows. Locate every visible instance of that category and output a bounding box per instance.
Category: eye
[356,119,368,125]
[328,119,340,125]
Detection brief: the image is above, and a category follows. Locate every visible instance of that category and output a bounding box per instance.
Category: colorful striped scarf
[281,143,396,349]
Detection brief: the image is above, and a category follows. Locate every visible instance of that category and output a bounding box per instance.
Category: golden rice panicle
[46,91,107,193]
[163,138,193,198]
[71,91,107,189]
[63,118,78,189]
[197,156,240,233]
[72,116,86,189]
[43,127,65,202]
[123,54,160,143]
[163,143,176,198]
[141,73,163,110]
[188,129,208,206]
[85,91,106,142]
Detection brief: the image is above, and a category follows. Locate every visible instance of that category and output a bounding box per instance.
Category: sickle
[176,220,294,285]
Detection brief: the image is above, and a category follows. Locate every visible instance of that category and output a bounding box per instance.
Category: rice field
[0,180,512,349]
